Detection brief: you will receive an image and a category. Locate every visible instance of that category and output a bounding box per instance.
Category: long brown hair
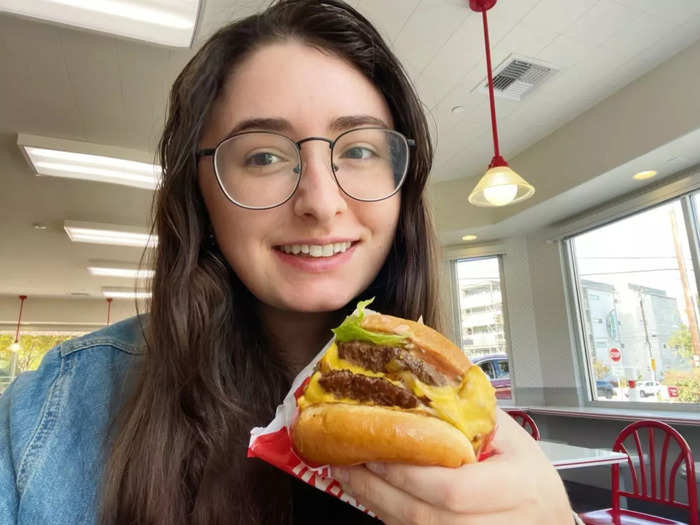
[100,1,443,523]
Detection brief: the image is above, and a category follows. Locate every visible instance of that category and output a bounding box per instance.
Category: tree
[668,325,693,361]
[593,358,610,380]
[0,333,75,377]
[662,368,700,403]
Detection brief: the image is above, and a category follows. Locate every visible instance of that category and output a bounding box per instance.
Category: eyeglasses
[196,127,415,210]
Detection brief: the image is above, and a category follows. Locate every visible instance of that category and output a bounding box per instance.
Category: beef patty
[318,370,430,409]
[337,341,449,386]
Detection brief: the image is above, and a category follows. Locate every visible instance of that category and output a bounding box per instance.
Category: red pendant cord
[14,295,27,343]
[106,298,113,325]
[481,8,500,159]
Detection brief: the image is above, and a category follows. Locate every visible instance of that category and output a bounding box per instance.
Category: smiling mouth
[275,241,357,258]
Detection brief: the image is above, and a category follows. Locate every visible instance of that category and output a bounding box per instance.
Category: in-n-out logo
[291,463,377,518]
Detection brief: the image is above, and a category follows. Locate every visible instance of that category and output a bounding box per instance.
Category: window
[568,197,700,405]
[0,332,79,394]
[454,256,512,400]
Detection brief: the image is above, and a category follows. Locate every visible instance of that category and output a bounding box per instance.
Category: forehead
[211,40,394,136]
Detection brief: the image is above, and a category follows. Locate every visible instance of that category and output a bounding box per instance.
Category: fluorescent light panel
[87,260,154,279]
[64,220,157,248]
[0,0,201,47]
[20,141,161,190]
[102,287,152,299]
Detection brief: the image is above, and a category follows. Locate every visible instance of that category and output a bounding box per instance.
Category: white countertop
[514,406,700,426]
[539,440,628,470]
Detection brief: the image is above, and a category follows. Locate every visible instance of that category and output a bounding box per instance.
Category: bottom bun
[292,403,476,467]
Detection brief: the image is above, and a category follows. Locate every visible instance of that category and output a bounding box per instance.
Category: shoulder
[58,313,147,358]
[0,315,147,491]
[3,313,147,408]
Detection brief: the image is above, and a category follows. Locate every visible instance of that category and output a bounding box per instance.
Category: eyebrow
[224,114,391,139]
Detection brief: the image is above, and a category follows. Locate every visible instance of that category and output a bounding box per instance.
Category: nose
[292,141,348,222]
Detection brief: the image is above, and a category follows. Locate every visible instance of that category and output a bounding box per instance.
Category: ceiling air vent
[472,54,558,101]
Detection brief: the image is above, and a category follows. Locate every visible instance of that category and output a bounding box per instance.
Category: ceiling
[1,0,700,299]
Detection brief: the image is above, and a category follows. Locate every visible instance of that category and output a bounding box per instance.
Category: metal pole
[638,292,656,382]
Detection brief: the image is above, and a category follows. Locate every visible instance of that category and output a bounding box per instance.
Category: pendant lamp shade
[467,0,535,207]
[468,158,534,207]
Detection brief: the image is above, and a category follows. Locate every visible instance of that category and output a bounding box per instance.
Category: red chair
[579,420,698,525]
[505,409,540,440]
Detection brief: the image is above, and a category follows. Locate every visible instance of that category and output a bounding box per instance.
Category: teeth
[279,241,352,257]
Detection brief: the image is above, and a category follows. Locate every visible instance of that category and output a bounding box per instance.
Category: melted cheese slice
[297,342,496,442]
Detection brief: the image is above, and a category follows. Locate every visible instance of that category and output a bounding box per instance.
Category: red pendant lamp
[467,0,535,207]
[106,297,113,326]
[8,295,27,353]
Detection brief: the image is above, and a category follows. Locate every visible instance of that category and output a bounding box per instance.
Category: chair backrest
[611,419,698,525]
[505,409,540,440]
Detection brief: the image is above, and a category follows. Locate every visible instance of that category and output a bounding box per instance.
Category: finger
[333,465,462,525]
[490,408,542,453]
[363,458,525,514]
[360,410,549,514]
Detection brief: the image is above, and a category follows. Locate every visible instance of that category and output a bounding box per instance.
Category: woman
[0,1,578,523]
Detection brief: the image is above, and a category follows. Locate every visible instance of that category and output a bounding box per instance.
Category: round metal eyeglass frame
[195,127,416,210]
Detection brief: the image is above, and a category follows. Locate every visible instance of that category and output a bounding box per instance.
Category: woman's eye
[341,146,375,160]
[246,152,282,166]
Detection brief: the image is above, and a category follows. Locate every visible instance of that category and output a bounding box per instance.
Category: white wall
[0,294,138,334]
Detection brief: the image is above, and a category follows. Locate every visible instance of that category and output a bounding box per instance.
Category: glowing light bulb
[483,184,517,206]
[9,342,20,352]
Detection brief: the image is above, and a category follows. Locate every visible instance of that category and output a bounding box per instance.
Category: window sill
[515,405,700,427]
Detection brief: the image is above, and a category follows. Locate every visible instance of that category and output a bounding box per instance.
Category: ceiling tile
[392,0,470,75]
[519,0,597,34]
[564,1,648,48]
[356,0,421,43]
[0,17,85,139]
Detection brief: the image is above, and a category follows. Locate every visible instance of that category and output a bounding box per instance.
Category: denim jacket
[0,315,145,524]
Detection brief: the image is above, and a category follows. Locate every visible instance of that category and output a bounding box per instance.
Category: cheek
[374,195,401,244]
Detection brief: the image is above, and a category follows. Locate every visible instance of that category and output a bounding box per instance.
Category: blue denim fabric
[0,315,145,524]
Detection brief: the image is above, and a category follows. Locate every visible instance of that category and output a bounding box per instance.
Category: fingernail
[365,462,386,476]
[332,467,349,483]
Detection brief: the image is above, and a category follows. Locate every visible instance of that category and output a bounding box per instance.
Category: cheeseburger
[292,299,496,468]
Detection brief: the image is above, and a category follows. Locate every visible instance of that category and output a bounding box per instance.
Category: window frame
[562,186,700,412]
[449,253,516,404]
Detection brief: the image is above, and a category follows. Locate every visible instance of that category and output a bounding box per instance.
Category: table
[539,440,628,470]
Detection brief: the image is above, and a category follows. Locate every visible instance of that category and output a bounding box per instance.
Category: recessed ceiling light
[462,234,478,241]
[32,222,48,230]
[633,170,657,180]
[18,134,161,190]
[0,0,201,47]
[64,220,157,248]
[87,261,155,279]
[451,105,465,114]
[102,287,152,299]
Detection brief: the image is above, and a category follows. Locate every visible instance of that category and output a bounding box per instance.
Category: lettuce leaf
[332,298,407,346]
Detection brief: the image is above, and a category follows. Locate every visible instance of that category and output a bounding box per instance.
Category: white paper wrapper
[247,333,376,517]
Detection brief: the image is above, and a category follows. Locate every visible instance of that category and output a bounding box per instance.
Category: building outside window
[568,197,700,405]
[454,256,512,400]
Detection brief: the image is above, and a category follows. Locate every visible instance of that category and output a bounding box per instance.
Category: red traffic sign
[609,347,621,362]
[668,386,679,398]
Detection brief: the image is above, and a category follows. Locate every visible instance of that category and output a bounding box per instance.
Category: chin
[277,282,364,313]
